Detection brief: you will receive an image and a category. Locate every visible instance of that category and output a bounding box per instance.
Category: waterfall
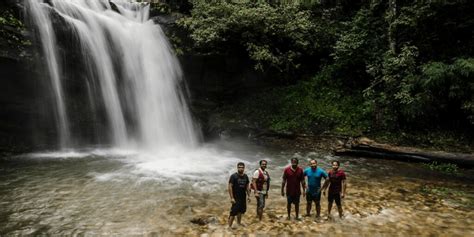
[26,0,199,150]
[27,0,71,148]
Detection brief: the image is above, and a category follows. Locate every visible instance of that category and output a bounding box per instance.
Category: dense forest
[171,0,474,149]
[0,0,473,151]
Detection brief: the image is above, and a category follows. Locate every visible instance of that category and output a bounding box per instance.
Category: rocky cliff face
[0,0,41,152]
[180,53,268,138]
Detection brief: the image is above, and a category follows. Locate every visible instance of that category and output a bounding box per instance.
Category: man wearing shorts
[252,160,270,221]
[322,160,346,219]
[282,158,306,220]
[304,159,328,219]
[228,162,251,227]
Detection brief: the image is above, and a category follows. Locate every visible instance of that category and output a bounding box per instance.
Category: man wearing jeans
[252,160,270,221]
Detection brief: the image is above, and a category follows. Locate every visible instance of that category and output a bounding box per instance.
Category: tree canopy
[175,0,474,141]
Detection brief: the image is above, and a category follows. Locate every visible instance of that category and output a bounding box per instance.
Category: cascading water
[27,0,71,148]
[26,0,199,150]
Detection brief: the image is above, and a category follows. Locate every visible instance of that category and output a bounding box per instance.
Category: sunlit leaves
[178,2,321,73]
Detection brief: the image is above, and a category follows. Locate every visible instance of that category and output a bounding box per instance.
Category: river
[1,138,473,236]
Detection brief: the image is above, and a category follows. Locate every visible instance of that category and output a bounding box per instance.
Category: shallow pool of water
[1,138,473,236]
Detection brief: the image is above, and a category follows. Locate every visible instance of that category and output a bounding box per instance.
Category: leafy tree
[178,2,334,79]
[332,0,474,131]
[175,0,473,139]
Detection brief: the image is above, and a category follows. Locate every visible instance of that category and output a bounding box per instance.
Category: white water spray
[26,0,199,150]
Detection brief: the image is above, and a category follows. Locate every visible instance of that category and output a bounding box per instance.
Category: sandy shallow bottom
[177,177,474,236]
[0,140,473,236]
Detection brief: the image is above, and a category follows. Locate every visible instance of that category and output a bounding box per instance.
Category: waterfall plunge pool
[1,138,473,236]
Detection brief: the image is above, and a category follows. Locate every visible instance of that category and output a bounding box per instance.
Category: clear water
[1,139,473,236]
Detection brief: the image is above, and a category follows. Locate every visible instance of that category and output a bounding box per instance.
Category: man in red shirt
[322,160,346,219]
[281,158,306,220]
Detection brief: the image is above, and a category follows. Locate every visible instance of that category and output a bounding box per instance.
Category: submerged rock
[190,216,217,226]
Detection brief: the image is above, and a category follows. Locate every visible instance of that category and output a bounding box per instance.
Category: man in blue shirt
[304,159,328,219]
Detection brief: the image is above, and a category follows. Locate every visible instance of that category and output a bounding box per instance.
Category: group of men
[227,158,346,227]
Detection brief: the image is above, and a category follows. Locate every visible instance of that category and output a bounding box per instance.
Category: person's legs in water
[255,197,261,221]
[237,213,242,225]
[294,195,301,220]
[229,198,246,227]
[334,193,343,218]
[316,201,321,218]
[228,202,238,227]
[286,196,293,220]
[228,215,235,228]
[327,193,335,220]
[305,193,313,216]
[315,188,322,218]
[256,193,265,221]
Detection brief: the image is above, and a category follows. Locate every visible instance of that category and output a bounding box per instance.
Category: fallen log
[333,137,474,167]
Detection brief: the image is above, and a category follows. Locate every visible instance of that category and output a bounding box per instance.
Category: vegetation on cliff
[0,5,30,60]
[175,0,474,149]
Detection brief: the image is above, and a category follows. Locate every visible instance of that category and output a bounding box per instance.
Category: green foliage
[422,162,459,174]
[419,186,456,195]
[186,0,474,141]
[150,2,171,15]
[328,0,474,131]
[0,9,30,57]
[420,58,474,123]
[367,55,474,127]
[178,2,332,74]
[221,66,372,135]
[392,0,474,61]
[333,4,387,67]
[419,185,474,208]
[0,10,23,29]
[373,45,422,124]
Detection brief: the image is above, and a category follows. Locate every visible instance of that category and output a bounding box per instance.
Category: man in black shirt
[228,162,251,228]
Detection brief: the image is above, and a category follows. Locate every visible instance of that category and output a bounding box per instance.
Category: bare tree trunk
[388,0,398,54]
[334,137,474,167]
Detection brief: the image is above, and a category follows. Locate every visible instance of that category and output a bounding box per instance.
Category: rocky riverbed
[1,139,472,236]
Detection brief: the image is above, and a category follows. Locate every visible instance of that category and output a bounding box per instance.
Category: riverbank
[198,101,474,171]
[199,93,474,155]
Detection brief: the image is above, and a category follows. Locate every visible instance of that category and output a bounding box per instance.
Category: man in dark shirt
[228,162,251,228]
[322,160,346,219]
[281,158,306,220]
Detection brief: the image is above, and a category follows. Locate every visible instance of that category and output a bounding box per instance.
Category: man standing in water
[228,162,251,228]
[304,159,328,219]
[282,158,306,220]
[252,160,270,221]
[322,160,346,219]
